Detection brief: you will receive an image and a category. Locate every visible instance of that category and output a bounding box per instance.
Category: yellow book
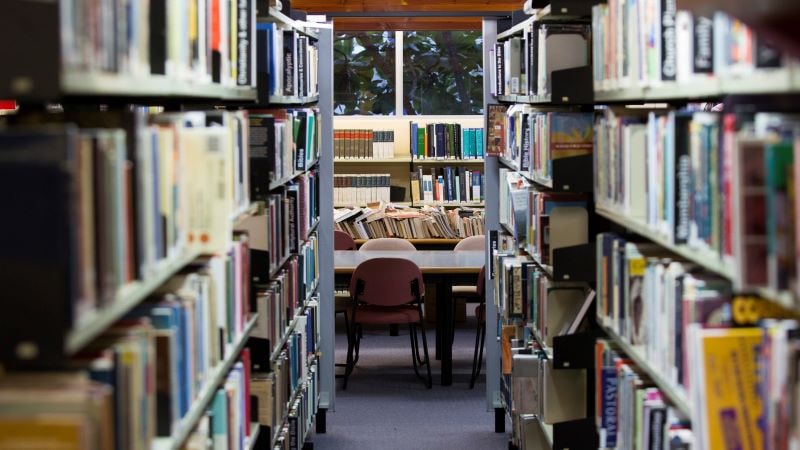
[694,327,763,450]
[0,417,88,450]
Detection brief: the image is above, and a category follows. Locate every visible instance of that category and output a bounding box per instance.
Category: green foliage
[403,31,484,115]
[333,32,396,115]
[332,30,484,116]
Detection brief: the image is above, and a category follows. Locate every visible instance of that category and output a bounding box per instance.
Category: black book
[528,23,540,95]
[435,124,446,159]
[459,167,467,202]
[237,0,253,86]
[427,124,435,158]
[673,113,692,244]
[455,124,462,159]
[0,126,80,367]
[495,42,505,95]
[445,166,454,202]
[149,0,167,75]
[692,15,713,74]
[248,115,276,199]
[294,111,308,171]
[283,30,296,96]
[296,36,307,96]
[755,36,783,68]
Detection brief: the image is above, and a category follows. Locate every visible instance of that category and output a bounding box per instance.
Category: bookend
[552,243,596,282]
[552,417,598,450]
[549,153,593,192]
[549,66,594,105]
[529,0,593,18]
[552,331,598,370]
[0,1,61,101]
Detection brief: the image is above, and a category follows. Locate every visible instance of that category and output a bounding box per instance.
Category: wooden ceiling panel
[333,17,482,31]
[293,0,518,14]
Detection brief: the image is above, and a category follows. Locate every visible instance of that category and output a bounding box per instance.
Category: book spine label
[660,0,678,81]
[692,15,714,73]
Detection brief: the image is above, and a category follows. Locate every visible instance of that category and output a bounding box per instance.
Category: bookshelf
[1,0,259,102]
[152,317,258,450]
[595,207,735,280]
[333,116,487,228]
[586,1,800,448]
[0,3,334,450]
[598,323,693,417]
[64,249,201,354]
[59,71,258,100]
[484,5,599,448]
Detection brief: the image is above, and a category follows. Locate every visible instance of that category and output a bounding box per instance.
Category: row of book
[503,106,593,181]
[409,122,485,160]
[257,23,319,98]
[188,357,255,450]
[334,205,485,240]
[333,129,396,160]
[333,174,392,206]
[594,108,800,296]
[60,0,256,87]
[592,5,793,91]
[500,169,590,263]
[594,340,693,450]
[596,232,734,391]
[596,318,800,450]
[498,258,592,345]
[410,166,485,205]
[491,22,590,98]
[0,242,254,450]
[249,238,319,358]
[502,351,587,426]
[0,109,250,331]
[249,108,320,198]
[250,300,319,447]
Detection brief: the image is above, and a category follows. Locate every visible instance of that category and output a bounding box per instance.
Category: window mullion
[395,30,403,117]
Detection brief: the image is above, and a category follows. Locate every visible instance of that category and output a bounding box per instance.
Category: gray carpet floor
[313,315,509,450]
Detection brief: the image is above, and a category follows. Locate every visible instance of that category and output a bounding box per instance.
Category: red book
[240,348,252,436]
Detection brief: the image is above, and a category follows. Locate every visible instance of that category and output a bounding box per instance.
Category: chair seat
[355,305,421,324]
[451,285,479,296]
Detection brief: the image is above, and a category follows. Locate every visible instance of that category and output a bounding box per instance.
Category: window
[334,31,396,115]
[403,31,484,115]
[333,30,483,116]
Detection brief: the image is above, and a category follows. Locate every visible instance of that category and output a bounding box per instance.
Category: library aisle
[317,317,507,450]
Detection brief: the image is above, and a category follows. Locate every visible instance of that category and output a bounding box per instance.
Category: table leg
[435,284,443,360]
[438,279,453,386]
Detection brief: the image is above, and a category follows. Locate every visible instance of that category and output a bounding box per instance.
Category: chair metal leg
[410,324,423,380]
[343,312,358,390]
[335,310,350,372]
[470,321,485,389]
[353,324,362,365]
[418,321,432,389]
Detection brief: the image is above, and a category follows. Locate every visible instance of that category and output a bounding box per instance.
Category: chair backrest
[453,235,485,251]
[334,230,357,250]
[349,257,424,306]
[476,265,486,298]
[359,237,417,251]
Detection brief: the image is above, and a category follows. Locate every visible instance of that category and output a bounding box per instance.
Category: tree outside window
[333,30,484,116]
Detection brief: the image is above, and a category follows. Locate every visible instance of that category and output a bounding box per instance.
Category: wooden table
[334,250,485,386]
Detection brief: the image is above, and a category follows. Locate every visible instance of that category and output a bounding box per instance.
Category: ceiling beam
[292,0,518,14]
[333,16,482,31]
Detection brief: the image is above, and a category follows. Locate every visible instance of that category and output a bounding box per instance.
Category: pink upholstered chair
[359,237,417,251]
[343,257,432,389]
[470,265,486,389]
[334,230,358,376]
[334,230,357,251]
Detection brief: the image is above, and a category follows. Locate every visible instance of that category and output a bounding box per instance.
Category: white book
[675,10,694,84]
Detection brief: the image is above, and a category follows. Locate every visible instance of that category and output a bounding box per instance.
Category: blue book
[211,389,228,450]
[410,122,418,159]
[475,129,485,158]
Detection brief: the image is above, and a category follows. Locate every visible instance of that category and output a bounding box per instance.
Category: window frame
[334,30,483,118]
